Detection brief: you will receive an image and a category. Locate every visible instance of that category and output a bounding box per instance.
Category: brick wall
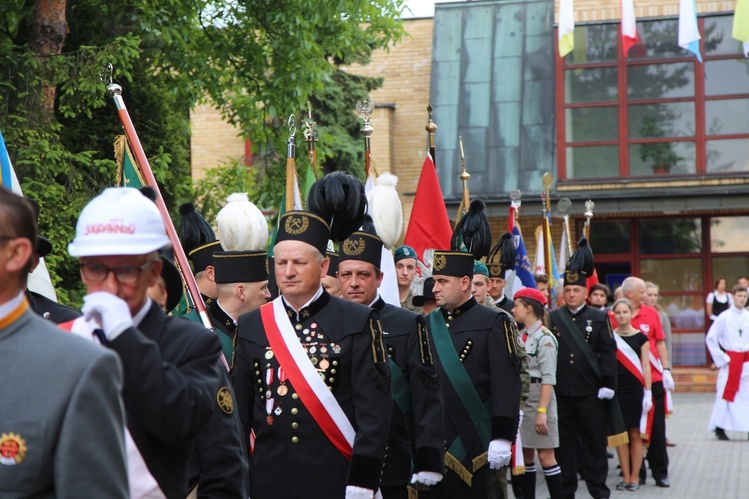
[190,103,245,180]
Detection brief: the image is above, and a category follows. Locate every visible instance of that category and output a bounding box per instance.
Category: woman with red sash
[612,298,652,492]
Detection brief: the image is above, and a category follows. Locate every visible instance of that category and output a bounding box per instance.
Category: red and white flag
[621,0,639,57]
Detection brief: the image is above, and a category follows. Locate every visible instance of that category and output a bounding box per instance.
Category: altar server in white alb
[706,285,749,440]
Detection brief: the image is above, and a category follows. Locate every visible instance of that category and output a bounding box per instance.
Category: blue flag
[512,225,537,289]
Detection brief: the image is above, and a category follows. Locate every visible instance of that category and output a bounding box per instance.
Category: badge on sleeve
[0,433,27,465]
[217,387,234,414]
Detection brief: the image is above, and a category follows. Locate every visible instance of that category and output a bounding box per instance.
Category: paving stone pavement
[517,392,749,499]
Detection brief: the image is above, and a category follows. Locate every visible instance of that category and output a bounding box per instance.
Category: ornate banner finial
[356,100,375,137]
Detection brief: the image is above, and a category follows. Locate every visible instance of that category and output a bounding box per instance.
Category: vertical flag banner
[621,0,639,57]
[558,220,569,274]
[0,129,57,301]
[679,0,703,61]
[114,135,145,188]
[510,218,537,290]
[404,153,452,263]
[559,0,575,58]
[534,226,546,276]
[734,0,749,57]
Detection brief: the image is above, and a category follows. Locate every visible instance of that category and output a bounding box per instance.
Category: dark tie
[92,328,109,346]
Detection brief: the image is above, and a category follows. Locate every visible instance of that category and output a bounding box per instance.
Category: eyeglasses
[80,260,156,284]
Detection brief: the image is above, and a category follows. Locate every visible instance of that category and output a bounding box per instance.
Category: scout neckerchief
[429,309,491,485]
[554,308,629,447]
[260,297,354,459]
[614,332,649,438]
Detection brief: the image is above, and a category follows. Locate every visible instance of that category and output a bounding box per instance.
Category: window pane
[565,145,619,178]
[628,20,682,60]
[706,99,749,136]
[564,67,618,103]
[589,220,630,254]
[640,257,703,292]
[706,138,749,173]
[565,24,618,64]
[671,332,707,366]
[639,219,702,254]
[628,102,695,138]
[704,59,749,96]
[629,141,695,176]
[711,218,749,253]
[662,296,706,330]
[711,256,749,288]
[628,63,695,100]
[705,16,745,56]
[565,107,618,141]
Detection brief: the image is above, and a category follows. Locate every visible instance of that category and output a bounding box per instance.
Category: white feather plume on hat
[366,173,403,250]
[216,193,269,251]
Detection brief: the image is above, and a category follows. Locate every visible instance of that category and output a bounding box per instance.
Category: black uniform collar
[441,296,477,319]
[566,304,587,318]
[210,299,236,331]
[496,295,507,305]
[201,293,215,307]
[282,290,331,322]
[372,296,387,313]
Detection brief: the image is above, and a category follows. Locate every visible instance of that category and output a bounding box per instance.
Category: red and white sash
[615,334,649,437]
[260,297,356,458]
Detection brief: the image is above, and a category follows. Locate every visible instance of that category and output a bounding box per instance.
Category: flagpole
[356,100,374,179]
[104,74,213,333]
[303,102,318,175]
[456,136,470,224]
[285,114,297,212]
[426,104,437,165]
[541,172,553,304]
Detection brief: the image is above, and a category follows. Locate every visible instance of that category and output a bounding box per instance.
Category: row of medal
[265,365,287,426]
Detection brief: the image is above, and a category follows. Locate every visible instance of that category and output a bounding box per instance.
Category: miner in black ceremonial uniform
[338,229,445,498]
[549,239,618,499]
[424,250,522,499]
[232,173,392,499]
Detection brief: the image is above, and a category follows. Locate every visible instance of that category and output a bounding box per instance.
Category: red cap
[513,287,547,306]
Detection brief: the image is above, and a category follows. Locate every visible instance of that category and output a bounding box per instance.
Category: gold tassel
[472,451,488,472]
[608,431,629,447]
[445,452,473,486]
[512,464,526,476]
[113,135,126,186]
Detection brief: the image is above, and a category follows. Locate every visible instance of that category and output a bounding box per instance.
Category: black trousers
[555,395,610,499]
[645,381,669,481]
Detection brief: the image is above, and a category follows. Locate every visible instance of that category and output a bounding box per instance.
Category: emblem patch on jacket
[217,386,235,414]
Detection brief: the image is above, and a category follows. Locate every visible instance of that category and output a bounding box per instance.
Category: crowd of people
[3,177,745,499]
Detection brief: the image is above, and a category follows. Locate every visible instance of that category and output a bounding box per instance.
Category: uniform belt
[530,377,542,383]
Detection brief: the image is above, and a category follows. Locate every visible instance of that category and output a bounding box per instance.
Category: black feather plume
[488,232,515,269]
[451,199,492,260]
[139,186,157,203]
[359,214,377,236]
[306,172,367,242]
[567,237,595,276]
[178,202,216,254]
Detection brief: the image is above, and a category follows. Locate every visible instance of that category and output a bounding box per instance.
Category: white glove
[411,471,443,486]
[710,314,718,320]
[345,486,374,499]
[518,409,524,429]
[597,387,615,400]
[488,439,512,470]
[662,369,675,392]
[82,291,133,341]
[642,389,653,413]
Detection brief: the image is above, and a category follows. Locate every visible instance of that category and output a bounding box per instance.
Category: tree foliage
[0,0,405,307]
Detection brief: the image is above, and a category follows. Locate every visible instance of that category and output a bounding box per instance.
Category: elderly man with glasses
[64,187,223,498]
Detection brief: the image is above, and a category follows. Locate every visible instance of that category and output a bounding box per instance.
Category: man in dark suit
[549,255,618,499]
[67,187,222,498]
[0,186,128,497]
[424,250,522,499]
[338,230,445,498]
[233,210,392,499]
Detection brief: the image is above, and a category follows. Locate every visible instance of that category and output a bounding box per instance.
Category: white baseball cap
[68,187,171,257]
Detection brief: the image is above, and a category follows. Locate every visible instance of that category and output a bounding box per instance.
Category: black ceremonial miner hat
[431,250,474,278]
[338,231,383,269]
[326,250,339,277]
[188,240,222,274]
[213,250,269,284]
[274,211,330,255]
